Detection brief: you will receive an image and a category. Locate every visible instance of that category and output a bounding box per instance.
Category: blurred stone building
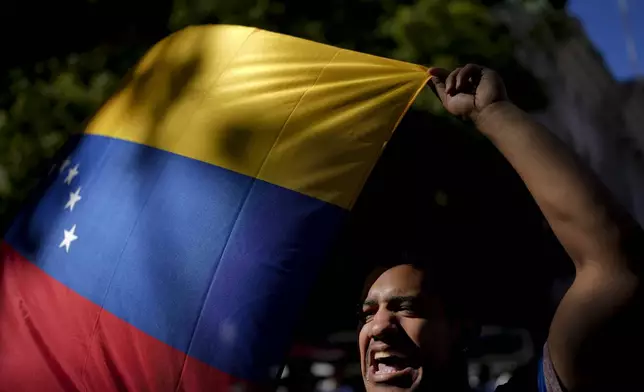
[498,3,644,226]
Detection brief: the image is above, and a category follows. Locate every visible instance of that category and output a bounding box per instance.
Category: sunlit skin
[358,265,463,392]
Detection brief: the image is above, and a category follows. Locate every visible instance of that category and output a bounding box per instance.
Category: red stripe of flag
[0,242,268,392]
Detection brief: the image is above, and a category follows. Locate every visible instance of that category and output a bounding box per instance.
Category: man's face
[358,264,456,391]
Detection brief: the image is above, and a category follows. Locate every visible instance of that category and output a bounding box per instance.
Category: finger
[445,68,462,95]
[456,64,482,91]
[427,68,449,103]
[428,67,450,81]
[428,77,448,103]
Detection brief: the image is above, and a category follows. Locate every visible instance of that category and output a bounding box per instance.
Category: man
[358,64,642,391]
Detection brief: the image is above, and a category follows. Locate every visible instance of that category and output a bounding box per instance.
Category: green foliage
[0,0,559,227]
[383,0,511,65]
[380,0,516,112]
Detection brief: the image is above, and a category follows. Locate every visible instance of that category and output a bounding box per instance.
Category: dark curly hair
[356,243,475,321]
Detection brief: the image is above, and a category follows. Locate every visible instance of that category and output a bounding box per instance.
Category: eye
[357,308,376,324]
[396,302,418,316]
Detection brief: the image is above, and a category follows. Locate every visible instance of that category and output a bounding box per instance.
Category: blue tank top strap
[538,356,548,392]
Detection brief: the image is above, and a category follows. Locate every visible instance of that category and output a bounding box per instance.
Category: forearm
[475,101,641,272]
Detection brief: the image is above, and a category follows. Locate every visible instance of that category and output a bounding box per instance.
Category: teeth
[374,352,392,360]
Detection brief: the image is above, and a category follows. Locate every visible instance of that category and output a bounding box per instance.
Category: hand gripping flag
[0,25,428,391]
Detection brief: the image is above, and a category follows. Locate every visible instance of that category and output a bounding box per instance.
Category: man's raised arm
[429,64,642,391]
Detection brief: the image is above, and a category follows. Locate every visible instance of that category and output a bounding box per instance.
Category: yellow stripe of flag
[85,25,428,210]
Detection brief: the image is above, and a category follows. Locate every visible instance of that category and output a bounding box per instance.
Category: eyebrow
[361,295,418,307]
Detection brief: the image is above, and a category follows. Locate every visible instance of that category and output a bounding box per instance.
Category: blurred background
[1,0,642,391]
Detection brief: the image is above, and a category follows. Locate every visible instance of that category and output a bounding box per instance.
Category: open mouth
[368,351,418,384]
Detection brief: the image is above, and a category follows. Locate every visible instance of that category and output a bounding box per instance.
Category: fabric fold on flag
[0,24,429,391]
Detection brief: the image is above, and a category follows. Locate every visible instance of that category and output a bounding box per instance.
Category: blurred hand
[428,64,508,124]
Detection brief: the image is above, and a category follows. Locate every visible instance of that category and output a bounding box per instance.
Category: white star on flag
[64,164,80,185]
[59,159,71,174]
[65,187,82,211]
[59,224,78,253]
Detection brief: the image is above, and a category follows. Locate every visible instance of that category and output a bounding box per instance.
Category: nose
[369,306,398,339]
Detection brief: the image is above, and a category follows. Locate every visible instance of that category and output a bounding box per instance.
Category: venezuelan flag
[0,25,428,391]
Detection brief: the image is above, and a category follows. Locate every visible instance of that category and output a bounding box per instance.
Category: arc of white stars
[59,224,78,253]
[64,164,80,185]
[65,187,82,211]
[59,159,71,174]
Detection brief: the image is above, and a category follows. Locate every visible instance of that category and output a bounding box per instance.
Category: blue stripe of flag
[5,134,346,381]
